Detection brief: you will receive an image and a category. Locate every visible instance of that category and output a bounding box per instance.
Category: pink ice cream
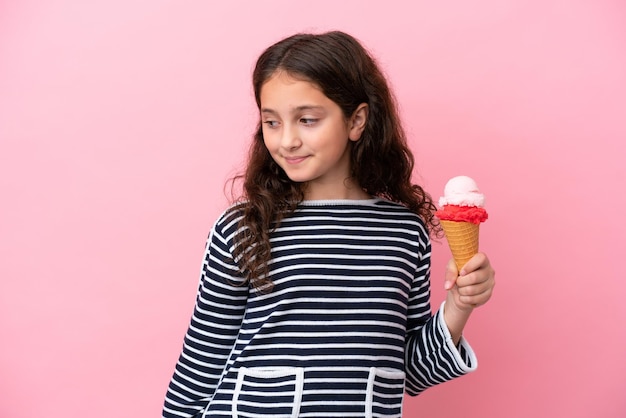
[435,176,488,224]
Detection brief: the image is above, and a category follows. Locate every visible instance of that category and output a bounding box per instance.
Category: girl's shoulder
[209,202,246,237]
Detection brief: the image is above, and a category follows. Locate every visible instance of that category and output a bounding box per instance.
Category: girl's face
[260,71,368,200]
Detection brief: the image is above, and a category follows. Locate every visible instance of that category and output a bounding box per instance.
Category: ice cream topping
[435,175,488,225]
[435,204,488,224]
[438,175,485,207]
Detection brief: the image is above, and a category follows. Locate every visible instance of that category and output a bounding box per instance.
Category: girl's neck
[303,180,371,201]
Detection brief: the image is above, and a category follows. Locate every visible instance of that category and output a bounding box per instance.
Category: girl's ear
[348,103,368,141]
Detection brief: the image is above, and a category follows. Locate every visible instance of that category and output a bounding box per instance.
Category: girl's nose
[280,124,302,149]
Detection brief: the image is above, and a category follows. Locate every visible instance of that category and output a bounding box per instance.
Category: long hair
[231,31,439,291]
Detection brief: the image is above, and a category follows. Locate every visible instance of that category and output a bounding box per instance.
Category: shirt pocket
[365,367,406,418]
[232,367,304,418]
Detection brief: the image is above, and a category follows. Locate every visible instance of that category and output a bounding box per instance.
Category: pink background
[1,1,625,417]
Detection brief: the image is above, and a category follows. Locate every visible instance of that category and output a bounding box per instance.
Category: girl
[163,31,495,418]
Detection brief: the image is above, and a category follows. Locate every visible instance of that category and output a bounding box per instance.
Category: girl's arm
[404,240,480,396]
[162,221,248,418]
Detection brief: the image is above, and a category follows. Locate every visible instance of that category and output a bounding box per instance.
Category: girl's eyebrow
[261,105,325,114]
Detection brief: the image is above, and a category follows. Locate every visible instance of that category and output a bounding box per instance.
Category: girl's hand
[442,252,495,344]
[444,252,496,312]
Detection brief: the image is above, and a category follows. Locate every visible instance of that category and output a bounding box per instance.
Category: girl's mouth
[284,156,308,164]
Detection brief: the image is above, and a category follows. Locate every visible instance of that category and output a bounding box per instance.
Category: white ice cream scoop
[438,175,485,207]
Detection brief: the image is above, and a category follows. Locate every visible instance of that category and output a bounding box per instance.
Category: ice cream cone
[439,220,479,271]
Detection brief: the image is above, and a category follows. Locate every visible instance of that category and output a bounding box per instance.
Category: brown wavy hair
[230,31,440,291]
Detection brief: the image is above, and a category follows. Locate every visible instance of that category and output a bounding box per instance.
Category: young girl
[163,31,495,418]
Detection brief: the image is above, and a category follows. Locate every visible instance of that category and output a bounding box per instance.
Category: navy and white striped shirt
[163,199,476,418]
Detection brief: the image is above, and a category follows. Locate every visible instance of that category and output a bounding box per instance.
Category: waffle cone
[439,220,480,271]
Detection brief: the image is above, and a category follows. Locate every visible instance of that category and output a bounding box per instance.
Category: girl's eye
[300,118,318,125]
[263,120,279,128]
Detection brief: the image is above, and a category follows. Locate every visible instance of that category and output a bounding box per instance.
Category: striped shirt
[163,199,476,418]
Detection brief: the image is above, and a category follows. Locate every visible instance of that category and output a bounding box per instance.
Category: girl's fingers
[459,287,493,306]
[444,258,459,290]
[458,252,489,276]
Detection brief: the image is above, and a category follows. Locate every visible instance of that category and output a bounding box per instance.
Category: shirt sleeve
[403,238,478,396]
[162,218,248,418]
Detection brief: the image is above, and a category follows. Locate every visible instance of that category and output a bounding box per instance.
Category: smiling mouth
[284,156,308,164]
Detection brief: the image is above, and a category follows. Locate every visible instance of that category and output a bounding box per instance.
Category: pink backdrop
[1,1,625,417]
